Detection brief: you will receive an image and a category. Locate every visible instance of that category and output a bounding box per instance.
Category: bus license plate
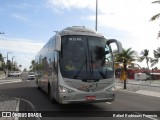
[86,96,96,100]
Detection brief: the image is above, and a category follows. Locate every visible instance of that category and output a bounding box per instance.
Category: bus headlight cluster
[107,86,116,92]
[59,85,75,93]
[111,86,116,92]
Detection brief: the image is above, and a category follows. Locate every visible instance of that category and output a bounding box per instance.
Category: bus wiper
[73,50,87,79]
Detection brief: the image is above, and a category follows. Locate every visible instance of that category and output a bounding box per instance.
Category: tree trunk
[124,78,126,89]
[147,61,149,70]
[123,62,127,89]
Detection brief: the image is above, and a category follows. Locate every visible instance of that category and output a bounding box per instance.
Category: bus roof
[57,26,104,37]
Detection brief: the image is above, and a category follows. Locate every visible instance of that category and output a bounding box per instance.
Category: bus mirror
[55,34,61,51]
[107,39,122,53]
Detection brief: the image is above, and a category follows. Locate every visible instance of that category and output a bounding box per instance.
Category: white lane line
[0,79,22,84]
[106,102,112,104]
[0,79,21,82]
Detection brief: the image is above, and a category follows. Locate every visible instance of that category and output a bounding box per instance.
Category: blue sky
[0,0,160,70]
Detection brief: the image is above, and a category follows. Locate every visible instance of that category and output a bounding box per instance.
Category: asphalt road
[0,77,160,120]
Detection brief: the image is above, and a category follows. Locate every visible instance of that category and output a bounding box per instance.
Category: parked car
[134,73,147,81]
[12,71,21,77]
[8,71,21,77]
[8,71,14,77]
[28,72,35,80]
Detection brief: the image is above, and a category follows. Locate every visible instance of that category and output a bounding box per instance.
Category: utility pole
[12,56,15,71]
[95,0,98,31]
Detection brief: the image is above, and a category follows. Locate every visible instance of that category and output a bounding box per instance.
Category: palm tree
[114,48,136,89]
[151,47,160,67]
[23,68,27,72]
[150,0,160,38]
[0,53,4,70]
[138,49,151,70]
[150,1,160,21]
[30,60,35,72]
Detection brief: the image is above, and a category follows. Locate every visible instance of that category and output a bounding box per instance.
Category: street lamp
[7,52,12,66]
[95,0,98,31]
[12,56,16,70]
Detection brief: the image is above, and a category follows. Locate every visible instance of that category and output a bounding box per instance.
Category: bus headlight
[107,86,116,92]
[111,86,116,92]
[59,86,75,93]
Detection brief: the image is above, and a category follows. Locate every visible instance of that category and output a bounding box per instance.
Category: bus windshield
[60,35,114,80]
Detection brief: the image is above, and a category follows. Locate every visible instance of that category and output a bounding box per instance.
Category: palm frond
[154,49,160,58]
[114,48,136,67]
[150,13,160,21]
[157,47,160,53]
[128,51,136,56]
[152,0,160,4]
[137,56,145,62]
[151,58,159,67]
[157,31,160,39]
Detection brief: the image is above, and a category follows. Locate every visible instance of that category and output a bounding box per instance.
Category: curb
[116,87,160,98]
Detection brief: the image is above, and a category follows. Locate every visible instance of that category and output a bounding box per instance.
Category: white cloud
[11,3,33,9]
[47,0,160,40]
[2,0,160,69]
[47,0,94,10]
[15,54,36,70]
[47,0,95,14]
[0,37,43,53]
[47,0,160,68]
[0,37,44,70]
[12,13,29,21]
[47,0,160,33]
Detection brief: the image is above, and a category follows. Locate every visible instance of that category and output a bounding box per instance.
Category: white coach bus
[35,26,122,104]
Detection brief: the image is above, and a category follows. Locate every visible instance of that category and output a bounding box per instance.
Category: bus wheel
[48,85,54,102]
[48,86,58,104]
[37,85,40,89]
[37,80,40,90]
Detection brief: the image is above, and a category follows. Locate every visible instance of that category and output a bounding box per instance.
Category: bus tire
[48,84,55,103]
[37,85,40,90]
[37,80,40,90]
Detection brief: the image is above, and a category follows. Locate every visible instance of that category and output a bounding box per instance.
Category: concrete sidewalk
[0,74,6,79]
[116,78,160,98]
[116,85,160,98]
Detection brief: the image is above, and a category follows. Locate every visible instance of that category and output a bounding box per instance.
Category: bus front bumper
[58,92,115,104]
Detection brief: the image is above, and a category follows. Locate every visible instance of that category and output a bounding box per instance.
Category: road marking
[0,79,22,84]
[106,102,112,104]
[15,100,20,120]
[0,79,21,82]
[13,97,41,120]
